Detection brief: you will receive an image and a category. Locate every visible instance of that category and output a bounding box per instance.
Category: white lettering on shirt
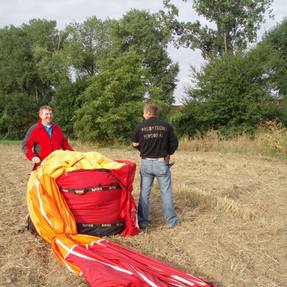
[141,125,166,132]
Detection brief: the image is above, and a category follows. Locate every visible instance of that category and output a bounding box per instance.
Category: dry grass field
[0,142,286,287]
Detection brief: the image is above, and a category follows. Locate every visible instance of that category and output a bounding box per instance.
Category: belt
[142,157,165,161]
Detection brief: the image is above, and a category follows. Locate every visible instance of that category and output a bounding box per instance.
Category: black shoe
[139,221,151,230]
[25,215,38,235]
[139,225,148,230]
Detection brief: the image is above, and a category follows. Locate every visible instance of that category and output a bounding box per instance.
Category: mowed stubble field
[0,143,286,287]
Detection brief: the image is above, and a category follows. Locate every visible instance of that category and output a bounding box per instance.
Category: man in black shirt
[132,103,178,229]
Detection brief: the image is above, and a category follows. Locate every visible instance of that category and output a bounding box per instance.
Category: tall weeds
[179,121,287,157]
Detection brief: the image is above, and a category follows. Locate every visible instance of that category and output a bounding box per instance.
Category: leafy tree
[0,19,68,139]
[113,9,178,105]
[64,17,113,78]
[0,11,179,140]
[51,17,114,138]
[51,78,87,137]
[24,19,68,103]
[0,19,66,97]
[73,10,179,142]
[0,92,37,139]
[166,0,273,58]
[262,18,287,96]
[174,49,280,137]
[260,19,287,124]
[0,26,32,95]
[74,51,145,143]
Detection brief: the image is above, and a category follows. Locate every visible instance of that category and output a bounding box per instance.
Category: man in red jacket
[22,105,73,168]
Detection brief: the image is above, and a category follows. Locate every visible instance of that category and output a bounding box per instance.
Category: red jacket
[22,120,73,163]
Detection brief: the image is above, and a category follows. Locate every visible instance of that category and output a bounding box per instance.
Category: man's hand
[31,156,41,164]
[164,155,175,167]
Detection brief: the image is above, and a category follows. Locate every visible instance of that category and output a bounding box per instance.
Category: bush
[74,52,145,143]
[0,93,37,139]
[175,49,281,138]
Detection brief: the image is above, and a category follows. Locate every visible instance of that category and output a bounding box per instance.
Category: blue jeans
[138,159,177,227]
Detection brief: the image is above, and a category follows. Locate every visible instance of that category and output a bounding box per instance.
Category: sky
[0,0,286,104]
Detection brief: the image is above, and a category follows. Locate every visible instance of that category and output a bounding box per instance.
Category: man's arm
[132,125,141,151]
[22,124,38,161]
[132,142,140,150]
[62,135,73,151]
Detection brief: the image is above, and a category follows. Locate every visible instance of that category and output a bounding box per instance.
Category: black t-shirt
[132,117,178,158]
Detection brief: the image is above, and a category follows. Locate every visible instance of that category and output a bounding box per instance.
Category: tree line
[0,0,286,142]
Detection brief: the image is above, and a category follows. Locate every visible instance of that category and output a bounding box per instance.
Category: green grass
[0,140,21,145]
